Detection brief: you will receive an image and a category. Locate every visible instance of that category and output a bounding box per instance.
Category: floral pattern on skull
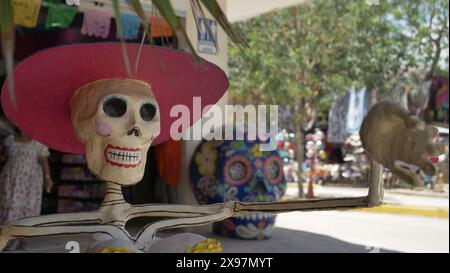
[190,135,286,240]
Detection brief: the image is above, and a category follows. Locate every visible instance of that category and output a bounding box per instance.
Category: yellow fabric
[12,0,42,28]
[101,247,136,253]
[186,238,223,253]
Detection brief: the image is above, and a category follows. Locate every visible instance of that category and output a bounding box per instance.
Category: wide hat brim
[1,43,228,154]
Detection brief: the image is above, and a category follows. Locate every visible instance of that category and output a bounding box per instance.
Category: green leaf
[199,0,248,47]
[112,0,132,77]
[151,0,198,59]
[0,0,15,107]
[126,0,154,44]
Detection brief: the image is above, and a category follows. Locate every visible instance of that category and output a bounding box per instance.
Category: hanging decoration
[328,93,350,144]
[149,17,173,37]
[45,2,78,29]
[81,10,111,38]
[12,0,42,28]
[346,88,367,134]
[117,14,141,40]
[10,0,175,42]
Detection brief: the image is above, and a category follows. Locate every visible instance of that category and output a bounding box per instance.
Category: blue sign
[198,18,218,55]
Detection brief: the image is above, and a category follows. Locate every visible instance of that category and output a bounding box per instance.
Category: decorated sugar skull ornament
[190,133,286,240]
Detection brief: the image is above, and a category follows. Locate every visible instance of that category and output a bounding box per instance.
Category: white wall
[226,0,308,22]
[176,0,229,206]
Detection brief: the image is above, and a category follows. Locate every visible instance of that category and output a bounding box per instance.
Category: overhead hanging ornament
[117,14,141,40]
[81,10,111,39]
[45,2,78,29]
[12,0,42,28]
[149,17,173,37]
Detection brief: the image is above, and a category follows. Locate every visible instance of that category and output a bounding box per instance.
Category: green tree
[228,0,436,197]
[393,0,449,81]
[229,1,358,197]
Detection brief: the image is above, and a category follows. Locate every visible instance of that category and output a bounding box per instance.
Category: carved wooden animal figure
[360,100,444,186]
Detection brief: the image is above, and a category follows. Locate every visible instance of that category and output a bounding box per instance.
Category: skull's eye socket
[230,162,246,180]
[103,96,127,117]
[140,102,157,121]
[264,156,283,185]
[224,155,252,185]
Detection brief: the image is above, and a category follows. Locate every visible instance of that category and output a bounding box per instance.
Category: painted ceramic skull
[70,79,160,185]
[190,135,286,240]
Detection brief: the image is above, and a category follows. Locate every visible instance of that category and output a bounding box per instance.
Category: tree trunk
[370,87,379,107]
[425,29,443,81]
[294,109,305,198]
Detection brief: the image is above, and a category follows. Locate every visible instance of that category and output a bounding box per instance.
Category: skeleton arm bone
[124,203,230,220]
[0,224,130,252]
[7,211,103,227]
[136,195,372,251]
[136,165,383,249]
[136,208,232,250]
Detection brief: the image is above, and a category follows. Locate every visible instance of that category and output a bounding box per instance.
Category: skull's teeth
[235,213,275,221]
[106,147,141,165]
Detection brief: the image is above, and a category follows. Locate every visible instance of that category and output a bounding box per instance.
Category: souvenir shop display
[0,7,444,251]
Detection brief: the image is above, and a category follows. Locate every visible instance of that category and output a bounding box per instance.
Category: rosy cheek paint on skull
[95,120,113,137]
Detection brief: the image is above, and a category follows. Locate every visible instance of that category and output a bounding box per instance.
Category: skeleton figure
[0,95,444,252]
[0,55,445,253]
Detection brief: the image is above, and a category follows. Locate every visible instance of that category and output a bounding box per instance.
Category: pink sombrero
[1,43,228,154]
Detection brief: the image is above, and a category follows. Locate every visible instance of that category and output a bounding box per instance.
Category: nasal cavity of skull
[127,126,142,137]
[252,180,268,195]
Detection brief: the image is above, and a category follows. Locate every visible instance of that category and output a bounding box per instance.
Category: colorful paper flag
[81,10,111,39]
[117,14,141,40]
[45,3,77,29]
[12,0,42,28]
[149,17,173,37]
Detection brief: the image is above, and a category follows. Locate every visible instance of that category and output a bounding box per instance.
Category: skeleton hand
[360,100,445,186]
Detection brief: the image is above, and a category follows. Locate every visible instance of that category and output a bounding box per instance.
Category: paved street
[285,184,449,208]
[272,210,449,253]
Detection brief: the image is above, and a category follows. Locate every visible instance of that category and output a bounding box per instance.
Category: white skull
[70,79,161,185]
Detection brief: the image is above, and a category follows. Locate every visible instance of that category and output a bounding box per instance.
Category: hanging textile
[346,88,367,134]
[328,93,350,144]
[149,17,173,37]
[428,76,449,124]
[117,14,141,40]
[45,3,78,29]
[12,0,42,28]
[81,10,111,39]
